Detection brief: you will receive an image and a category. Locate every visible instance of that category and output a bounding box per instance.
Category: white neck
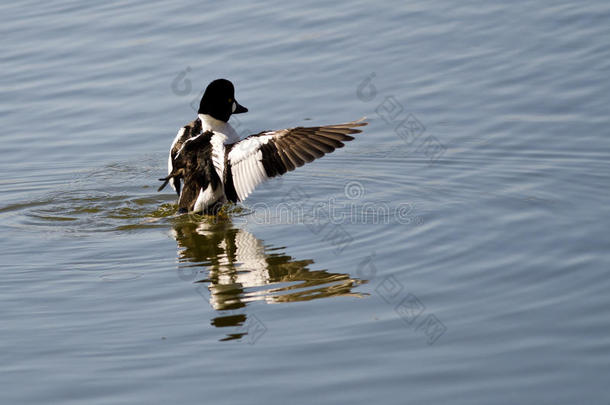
[198,114,240,143]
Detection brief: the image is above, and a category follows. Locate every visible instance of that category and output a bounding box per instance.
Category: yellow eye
[228,98,233,103]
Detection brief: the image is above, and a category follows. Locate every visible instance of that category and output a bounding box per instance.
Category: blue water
[2,0,610,403]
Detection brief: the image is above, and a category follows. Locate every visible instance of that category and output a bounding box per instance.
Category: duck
[159,78,367,214]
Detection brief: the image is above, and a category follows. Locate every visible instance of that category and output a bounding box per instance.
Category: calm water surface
[2,0,610,403]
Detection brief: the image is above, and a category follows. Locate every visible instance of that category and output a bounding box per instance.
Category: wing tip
[326,117,368,131]
[353,116,368,125]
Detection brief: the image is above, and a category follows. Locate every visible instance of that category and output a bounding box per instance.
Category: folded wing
[167,118,203,195]
[160,130,220,212]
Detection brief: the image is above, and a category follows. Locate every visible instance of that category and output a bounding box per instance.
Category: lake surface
[2,0,610,403]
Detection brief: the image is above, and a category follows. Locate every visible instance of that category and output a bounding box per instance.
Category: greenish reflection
[171,218,366,340]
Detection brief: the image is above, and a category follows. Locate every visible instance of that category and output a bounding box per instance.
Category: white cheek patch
[232,101,236,113]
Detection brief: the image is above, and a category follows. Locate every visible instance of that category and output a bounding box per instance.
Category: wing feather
[166,118,203,195]
[159,130,218,212]
[225,118,366,201]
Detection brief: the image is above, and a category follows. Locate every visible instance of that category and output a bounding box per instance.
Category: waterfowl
[159,79,366,213]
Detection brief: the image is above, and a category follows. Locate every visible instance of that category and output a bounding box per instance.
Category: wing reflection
[170,219,366,340]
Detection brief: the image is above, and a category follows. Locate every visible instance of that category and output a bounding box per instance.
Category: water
[2,0,610,403]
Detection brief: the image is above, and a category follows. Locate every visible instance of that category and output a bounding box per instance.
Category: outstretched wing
[224,118,367,202]
[159,130,220,212]
[167,117,203,196]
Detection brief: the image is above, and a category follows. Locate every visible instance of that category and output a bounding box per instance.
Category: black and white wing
[224,118,367,202]
[159,130,221,212]
[167,117,203,196]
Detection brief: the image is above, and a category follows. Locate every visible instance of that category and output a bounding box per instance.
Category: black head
[198,79,247,122]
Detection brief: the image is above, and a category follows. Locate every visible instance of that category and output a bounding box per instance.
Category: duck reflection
[171,218,366,340]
